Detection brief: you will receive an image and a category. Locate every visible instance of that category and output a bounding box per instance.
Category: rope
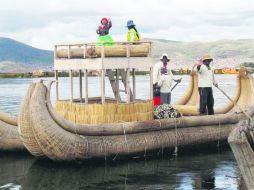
[173,118,178,156]
[156,119,162,128]
[144,136,147,158]
[122,122,129,153]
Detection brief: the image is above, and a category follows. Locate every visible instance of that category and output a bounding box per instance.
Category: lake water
[0,75,247,189]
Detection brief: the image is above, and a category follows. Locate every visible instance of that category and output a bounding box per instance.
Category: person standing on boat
[96,17,114,46]
[153,53,182,105]
[126,20,140,42]
[196,55,218,115]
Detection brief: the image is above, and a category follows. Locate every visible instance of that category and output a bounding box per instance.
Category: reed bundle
[55,100,153,125]
[56,43,150,58]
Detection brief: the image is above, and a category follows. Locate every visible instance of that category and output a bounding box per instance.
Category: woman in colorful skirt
[96,17,114,46]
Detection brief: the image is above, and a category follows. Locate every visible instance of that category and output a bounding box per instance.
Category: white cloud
[0,0,253,49]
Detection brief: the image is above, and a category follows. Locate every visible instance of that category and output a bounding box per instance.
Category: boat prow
[228,121,254,189]
[0,111,24,151]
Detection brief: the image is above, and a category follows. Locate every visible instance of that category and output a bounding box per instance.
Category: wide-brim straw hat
[202,54,213,62]
[160,53,170,61]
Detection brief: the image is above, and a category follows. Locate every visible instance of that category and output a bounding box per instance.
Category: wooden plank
[79,70,82,102]
[69,70,73,102]
[55,70,59,100]
[84,69,88,104]
[54,58,152,70]
[54,59,103,70]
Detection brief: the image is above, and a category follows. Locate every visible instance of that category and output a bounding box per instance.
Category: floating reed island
[16,41,254,161]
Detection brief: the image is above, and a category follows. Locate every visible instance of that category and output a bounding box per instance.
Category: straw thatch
[0,111,24,151]
[228,123,254,190]
[55,100,153,125]
[56,43,150,58]
[17,69,254,160]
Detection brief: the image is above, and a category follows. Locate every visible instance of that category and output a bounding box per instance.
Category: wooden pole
[79,70,82,102]
[126,69,131,103]
[126,44,131,103]
[54,45,57,59]
[55,70,59,100]
[68,45,71,59]
[132,68,136,101]
[101,45,105,104]
[116,69,120,102]
[69,70,73,102]
[84,69,88,104]
[150,67,153,100]
[101,69,105,104]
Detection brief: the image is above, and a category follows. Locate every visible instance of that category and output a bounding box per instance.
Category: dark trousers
[160,92,171,105]
[198,87,214,115]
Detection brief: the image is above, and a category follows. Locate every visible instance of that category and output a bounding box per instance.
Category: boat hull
[18,81,254,161]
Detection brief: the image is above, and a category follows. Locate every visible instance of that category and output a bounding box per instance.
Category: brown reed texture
[55,100,153,125]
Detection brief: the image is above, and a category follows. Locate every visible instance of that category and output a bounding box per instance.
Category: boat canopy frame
[53,41,153,104]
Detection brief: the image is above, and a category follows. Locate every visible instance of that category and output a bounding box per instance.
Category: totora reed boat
[16,42,254,161]
[0,111,24,151]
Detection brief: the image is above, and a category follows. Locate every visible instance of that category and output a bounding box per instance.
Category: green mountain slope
[0,37,53,69]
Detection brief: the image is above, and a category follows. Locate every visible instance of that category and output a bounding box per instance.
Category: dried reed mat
[55,100,153,125]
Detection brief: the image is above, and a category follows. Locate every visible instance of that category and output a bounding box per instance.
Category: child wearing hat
[96,17,114,46]
[126,20,140,42]
[153,53,181,105]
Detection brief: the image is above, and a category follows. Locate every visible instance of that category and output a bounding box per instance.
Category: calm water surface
[0,75,246,190]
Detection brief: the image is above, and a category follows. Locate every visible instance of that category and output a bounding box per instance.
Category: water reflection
[0,150,246,190]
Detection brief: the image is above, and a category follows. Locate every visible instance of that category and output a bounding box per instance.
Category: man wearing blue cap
[126,20,140,42]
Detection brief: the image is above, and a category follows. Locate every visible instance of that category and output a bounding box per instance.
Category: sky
[0,0,253,50]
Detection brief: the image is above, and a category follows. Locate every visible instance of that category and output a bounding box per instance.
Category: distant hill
[0,37,53,72]
[0,37,253,73]
[147,38,254,67]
